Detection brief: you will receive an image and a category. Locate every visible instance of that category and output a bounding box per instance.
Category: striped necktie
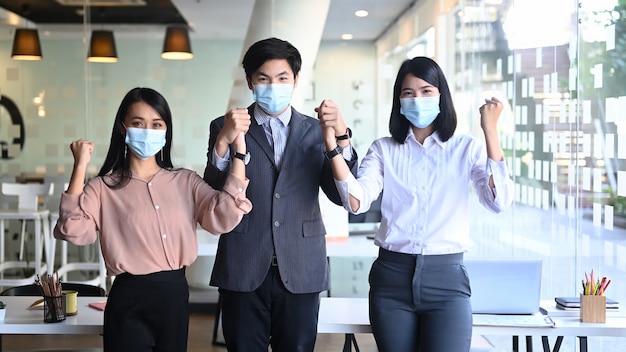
[269,118,286,169]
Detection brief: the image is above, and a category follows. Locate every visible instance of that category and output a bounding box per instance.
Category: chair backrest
[44,175,70,210]
[0,175,16,210]
[1,182,54,210]
[0,283,106,297]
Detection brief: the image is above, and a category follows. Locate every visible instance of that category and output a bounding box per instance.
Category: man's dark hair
[242,37,302,79]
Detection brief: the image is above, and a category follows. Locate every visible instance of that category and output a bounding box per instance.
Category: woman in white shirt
[317,56,514,352]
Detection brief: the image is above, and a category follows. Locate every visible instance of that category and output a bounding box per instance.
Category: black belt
[271,255,278,266]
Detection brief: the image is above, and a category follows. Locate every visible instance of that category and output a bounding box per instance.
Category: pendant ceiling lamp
[87,30,118,63]
[11,28,42,60]
[161,26,193,60]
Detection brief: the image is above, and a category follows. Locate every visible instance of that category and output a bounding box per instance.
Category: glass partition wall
[2,0,626,349]
[376,0,625,350]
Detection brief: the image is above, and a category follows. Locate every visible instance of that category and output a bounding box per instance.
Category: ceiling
[0,0,416,41]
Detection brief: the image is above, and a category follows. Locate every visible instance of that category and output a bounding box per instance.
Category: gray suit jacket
[203,104,358,294]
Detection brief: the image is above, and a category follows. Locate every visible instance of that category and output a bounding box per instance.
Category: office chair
[0,282,106,297]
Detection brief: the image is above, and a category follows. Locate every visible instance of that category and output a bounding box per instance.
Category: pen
[598,277,606,295]
[601,279,611,295]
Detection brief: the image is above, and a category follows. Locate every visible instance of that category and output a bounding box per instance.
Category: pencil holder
[43,295,66,323]
[580,294,606,323]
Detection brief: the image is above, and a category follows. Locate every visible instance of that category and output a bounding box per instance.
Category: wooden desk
[318,297,626,352]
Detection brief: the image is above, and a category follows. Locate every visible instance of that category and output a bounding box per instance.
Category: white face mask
[125,127,166,160]
[400,95,441,128]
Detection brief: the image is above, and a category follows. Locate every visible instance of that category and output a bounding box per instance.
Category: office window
[377,0,624,350]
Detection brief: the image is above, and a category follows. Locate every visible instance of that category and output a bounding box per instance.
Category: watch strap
[324,146,342,160]
[335,127,352,141]
[233,151,250,165]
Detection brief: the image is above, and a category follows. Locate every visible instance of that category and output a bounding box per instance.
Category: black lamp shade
[161,26,193,60]
[11,28,42,60]
[88,30,118,63]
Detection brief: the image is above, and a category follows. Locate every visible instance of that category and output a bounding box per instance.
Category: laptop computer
[464,258,543,314]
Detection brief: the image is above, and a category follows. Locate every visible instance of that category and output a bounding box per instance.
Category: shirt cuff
[487,158,511,197]
[341,144,354,161]
[222,174,252,213]
[212,148,231,172]
[334,174,364,214]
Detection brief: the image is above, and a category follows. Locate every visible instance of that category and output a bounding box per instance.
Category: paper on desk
[88,301,106,311]
[27,299,44,310]
[473,313,556,328]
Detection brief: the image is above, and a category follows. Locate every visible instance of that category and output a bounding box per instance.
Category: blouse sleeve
[195,173,252,234]
[471,141,515,213]
[335,140,385,215]
[53,179,100,245]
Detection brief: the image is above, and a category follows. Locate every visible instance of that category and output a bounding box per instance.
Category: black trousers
[103,268,189,352]
[219,266,320,352]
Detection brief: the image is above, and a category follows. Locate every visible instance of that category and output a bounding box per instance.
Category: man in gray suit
[204,37,358,351]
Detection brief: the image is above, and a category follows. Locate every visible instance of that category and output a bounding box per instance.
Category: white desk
[0,296,104,335]
[2,296,625,352]
[197,229,379,258]
[318,297,626,352]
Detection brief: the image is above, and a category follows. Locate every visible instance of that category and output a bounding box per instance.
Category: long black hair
[97,87,174,189]
[389,57,457,144]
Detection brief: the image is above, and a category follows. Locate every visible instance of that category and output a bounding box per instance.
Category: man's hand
[215,108,251,158]
[316,99,347,137]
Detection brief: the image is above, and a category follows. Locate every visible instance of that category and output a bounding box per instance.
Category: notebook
[555,296,619,309]
[465,258,543,315]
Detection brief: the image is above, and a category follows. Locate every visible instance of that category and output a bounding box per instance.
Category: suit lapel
[245,106,312,169]
[246,105,275,164]
[281,110,311,168]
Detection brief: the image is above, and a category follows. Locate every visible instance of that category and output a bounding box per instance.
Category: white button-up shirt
[336,129,514,255]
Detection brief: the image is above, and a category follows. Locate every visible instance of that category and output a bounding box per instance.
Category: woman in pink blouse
[54,87,252,352]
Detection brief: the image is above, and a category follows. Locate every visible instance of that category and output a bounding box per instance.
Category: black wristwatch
[324,146,342,160]
[233,151,250,165]
[335,127,352,141]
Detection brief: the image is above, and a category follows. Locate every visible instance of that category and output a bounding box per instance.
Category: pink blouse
[54,168,251,276]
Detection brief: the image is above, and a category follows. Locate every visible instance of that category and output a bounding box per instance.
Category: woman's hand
[67,139,93,195]
[215,108,251,159]
[70,139,94,167]
[233,131,246,153]
[479,97,504,133]
[316,99,347,147]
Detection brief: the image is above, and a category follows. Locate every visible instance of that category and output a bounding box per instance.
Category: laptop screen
[465,258,543,315]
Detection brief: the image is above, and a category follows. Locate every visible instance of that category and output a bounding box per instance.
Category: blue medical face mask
[400,95,441,128]
[253,84,294,115]
[125,127,166,160]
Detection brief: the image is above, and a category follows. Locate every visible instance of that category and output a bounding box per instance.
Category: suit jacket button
[274,221,280,227]
[274,193,280,199]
